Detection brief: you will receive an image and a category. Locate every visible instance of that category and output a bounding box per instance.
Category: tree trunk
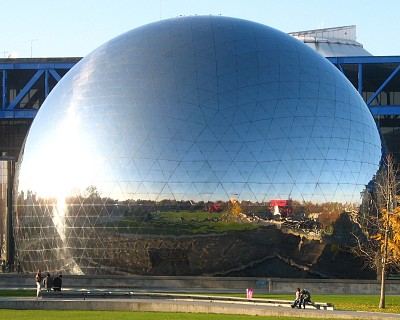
[379,224,389,309]
[379,262,386,308]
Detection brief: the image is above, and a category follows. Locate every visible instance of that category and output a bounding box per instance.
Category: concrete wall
[1,273,399,295]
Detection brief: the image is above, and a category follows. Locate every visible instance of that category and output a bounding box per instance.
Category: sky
[2,0,400,58]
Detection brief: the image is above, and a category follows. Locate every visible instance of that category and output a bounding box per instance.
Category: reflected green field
[103,210,261,235]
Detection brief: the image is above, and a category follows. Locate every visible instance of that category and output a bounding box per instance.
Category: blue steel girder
[0,62,76,70]
[2,57,400,119]
[0,109,38,119]
[369,105,400,115]
[7,69,44,110]
[0,61,76,119]
[2,70,6,108]
[366,64,400,106]
[49,69,62,81]
[326,56,400,116]
[358,63,363,95]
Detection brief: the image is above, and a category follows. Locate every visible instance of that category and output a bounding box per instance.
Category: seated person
[299,289,312,309]
[43,273,53,292]
[291,288,301,308]
[53,274,63,291]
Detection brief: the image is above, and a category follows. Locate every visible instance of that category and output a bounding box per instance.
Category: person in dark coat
[43,273,53,292]
[299,289,311,309]
[53,274,62,291]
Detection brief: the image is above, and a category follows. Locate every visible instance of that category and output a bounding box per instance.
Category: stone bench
[42,291,127,299]
[41,291,333,310]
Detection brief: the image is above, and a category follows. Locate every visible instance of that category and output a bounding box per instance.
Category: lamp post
[28,39,38,58]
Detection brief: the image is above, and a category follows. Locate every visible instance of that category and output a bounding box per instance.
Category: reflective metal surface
[13,16,382,275]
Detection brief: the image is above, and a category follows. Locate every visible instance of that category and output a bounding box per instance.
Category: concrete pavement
[0,294,399,319]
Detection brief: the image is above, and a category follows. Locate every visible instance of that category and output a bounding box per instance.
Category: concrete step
[41,291,334,310]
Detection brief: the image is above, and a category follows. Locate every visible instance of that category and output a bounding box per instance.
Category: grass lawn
[1,290,399,319]
[0,310,351,320]
[245,293,400,314]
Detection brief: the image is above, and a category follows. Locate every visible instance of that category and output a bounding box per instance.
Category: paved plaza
[0,291,399,319]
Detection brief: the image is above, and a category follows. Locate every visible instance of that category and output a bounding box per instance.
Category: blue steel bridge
[1,56,400,159]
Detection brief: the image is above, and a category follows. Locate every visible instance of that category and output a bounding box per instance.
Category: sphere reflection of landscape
[14,16,382,276]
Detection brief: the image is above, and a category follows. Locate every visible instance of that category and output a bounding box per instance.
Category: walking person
[43,273,53,292]
[16,261,23,273]
[35,269,42,298]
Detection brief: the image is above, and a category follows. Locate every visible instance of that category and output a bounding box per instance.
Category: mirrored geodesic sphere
[14,16,382,276]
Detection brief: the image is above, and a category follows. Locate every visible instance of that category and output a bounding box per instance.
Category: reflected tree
[84,185,101,199]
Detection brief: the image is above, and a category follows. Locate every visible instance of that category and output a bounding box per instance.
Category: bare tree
[353,154,400,309]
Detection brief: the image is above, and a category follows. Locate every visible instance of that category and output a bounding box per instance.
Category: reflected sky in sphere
[14,15,383,276]
[17,16,381,206]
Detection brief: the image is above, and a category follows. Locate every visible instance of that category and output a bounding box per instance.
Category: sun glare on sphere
[20,106,100,200]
